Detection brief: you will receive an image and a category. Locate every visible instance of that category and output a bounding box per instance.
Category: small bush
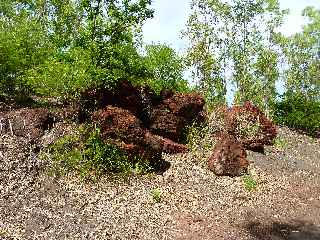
[44,125,154,180]
[186,122,215,154]
[242,174,258,191]
[150,188,162,203]
[273,92,320,136]
[272,136,288,150]
[233,113,262,140]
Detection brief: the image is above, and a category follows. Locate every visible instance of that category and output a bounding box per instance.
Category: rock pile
[84,80,205,163]
[207,101,277,176]
[0,81,277,178]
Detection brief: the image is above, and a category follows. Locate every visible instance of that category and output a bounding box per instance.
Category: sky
[142,0,320,103]
[142,0,320,53]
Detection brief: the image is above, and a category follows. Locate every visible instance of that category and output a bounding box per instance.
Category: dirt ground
[0,127,319,240]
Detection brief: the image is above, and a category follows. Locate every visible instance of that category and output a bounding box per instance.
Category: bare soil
[0,127,319,240]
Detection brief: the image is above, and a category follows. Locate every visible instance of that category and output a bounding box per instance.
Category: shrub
[273,92,320,136]
[186,105,227,152]
[242,174,258,191]
[150,188,162,203]
[44,125,154,180]
[272,136,288,150]
[143,43,190,93]
[23,48,102,101]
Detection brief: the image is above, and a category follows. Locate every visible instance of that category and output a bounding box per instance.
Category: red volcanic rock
[80,80,158,125]
[163,93,205,121]
[0,108,53,141]
[114,80,143,116]
[144,132,188,154]
[81,80,206,142]
[79,87,114,122]
[149,92,205,142]
[161,137,188,154]
[208,133,249,177]
[149,108,186,142]
[85,80,206,162]
[226,101,277,150]
[91,106,145,144]
[91,106,188,162]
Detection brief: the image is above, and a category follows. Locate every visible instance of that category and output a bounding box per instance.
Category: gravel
[0,127,319,239]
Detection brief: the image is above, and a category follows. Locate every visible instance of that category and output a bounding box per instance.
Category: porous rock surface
[0,108,54,142]
[208,132,249,176]
[149,92,205,141]
[226,101,277,150]
[91,106,188,161]
[86,80,204,161]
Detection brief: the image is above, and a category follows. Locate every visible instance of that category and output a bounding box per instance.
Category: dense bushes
[24,48,96,101]
[0,12,52,96]
[0,1,191,102]
[273,92,320,136]
[46,125,154,179]
[143,44,189,93]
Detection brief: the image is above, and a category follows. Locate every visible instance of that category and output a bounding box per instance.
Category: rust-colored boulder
[161,137,188,154]
[163,93,205,121]
[114,80,143,116]
[226,101,277,150]
[144,132,188,154]
[0,108,53,141]
[79,87,115,122]
[91,106,188,161]
[149,92,205,142]
[91,106,145,144]
[83,80,206,161]
[79,80,158,125]
[149,108,186,142]
[208,133,249,177]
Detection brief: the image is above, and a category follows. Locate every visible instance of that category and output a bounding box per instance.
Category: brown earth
[0,126,319,239]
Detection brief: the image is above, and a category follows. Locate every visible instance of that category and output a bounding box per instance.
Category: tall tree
[280,6,320,100]
[184,0,287,110]
[144,44,189,93]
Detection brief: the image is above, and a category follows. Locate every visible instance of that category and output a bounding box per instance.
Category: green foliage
[242,174,258,191]
[0,5,52,95]
[184,0,287,109]
[0,0,154,99]
[273,92,320,136]
[279,7,320,100]
[150,188,161,203]
[272,136,288,150]
[23,48,97,100]
[143,43,190,93]
[45,125,154,180]
[186,107,228,154]
[233,113,261,140]
[186,123,214,153]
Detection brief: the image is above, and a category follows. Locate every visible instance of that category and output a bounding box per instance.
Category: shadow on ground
[244,220,320,240]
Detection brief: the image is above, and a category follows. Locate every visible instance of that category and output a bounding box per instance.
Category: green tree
[271,6,320,135]
[0,0,154,99]
[184,0,287,110]
[144,43,189,93]
[0,2,53,95]
[281,6,320,100]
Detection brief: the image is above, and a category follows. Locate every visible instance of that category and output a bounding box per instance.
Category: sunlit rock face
[208,133,249,177]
